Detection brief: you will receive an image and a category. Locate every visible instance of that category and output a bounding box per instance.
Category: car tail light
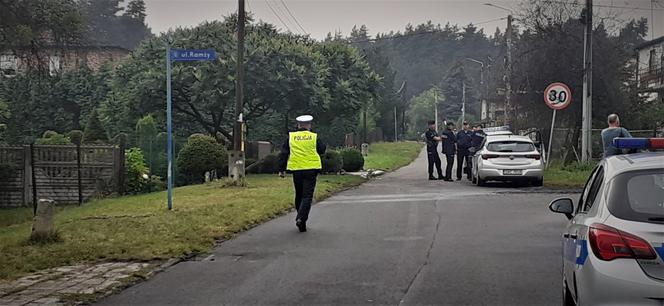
[525,154,541,160]
[588,223,657,261]
[482,154,499,160]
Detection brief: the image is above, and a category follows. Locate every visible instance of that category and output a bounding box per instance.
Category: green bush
[322,150,343,173]
[125,147,149,194]
[176,134,227,184]
[83,109,109,144]
[340,148,364,172]
[67,130,84,145]
[35,131,72,145]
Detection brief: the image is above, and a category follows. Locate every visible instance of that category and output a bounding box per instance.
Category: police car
[549,138,664,306]
[471,133,544,186]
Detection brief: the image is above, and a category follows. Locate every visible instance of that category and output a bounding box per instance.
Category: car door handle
[563,233,578,239]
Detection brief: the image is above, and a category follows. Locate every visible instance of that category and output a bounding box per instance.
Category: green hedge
[322,150,343,173]
[340,148,364,172]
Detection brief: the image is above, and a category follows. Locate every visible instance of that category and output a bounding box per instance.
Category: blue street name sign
[164,46,217,210]
[170,49,216,61]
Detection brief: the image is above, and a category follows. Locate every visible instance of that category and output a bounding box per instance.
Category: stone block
[30,199,56,239]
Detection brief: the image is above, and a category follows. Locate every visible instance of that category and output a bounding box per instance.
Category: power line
[279,0,308,35]
[265,0,292,33]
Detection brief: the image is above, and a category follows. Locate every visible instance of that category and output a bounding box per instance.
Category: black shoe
[437,176,445,180]
[429,176,437,180]
[444,178,454,182]
[456,177,462,181]
[296,219,307,232]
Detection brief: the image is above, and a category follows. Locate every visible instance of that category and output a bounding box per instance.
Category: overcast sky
[143,0,663,40]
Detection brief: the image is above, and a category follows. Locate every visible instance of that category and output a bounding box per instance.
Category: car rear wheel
[477,176,486,187]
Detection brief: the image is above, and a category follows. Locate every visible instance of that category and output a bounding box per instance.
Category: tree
[125,0,147,22]
[135,114,159,170]
[83,109,109,143]
[0,99,10,143]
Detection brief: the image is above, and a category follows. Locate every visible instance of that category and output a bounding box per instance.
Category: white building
[636,36,664,103]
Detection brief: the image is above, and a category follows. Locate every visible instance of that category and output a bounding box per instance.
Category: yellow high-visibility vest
[286,130,322,171]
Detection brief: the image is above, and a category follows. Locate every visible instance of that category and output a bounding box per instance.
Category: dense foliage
[82,109,109,143]
[124,147,148,194]
[35,131,72,145]
[176,134,227,184]
[340,148,364,172]
[321,150,343,174]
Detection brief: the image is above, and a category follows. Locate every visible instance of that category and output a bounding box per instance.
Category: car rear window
[607,169,664,224]
[486,141,535,153]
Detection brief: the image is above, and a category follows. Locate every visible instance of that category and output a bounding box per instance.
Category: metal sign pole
[166,44,173,210]
[546,109,557,168]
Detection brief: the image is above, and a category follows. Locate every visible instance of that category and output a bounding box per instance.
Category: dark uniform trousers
[293,169,318,222]
[444,154,455,179]
[456,152,472,179]
[427,150,443,178]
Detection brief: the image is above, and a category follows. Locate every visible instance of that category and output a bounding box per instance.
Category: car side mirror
[549,198,574,220]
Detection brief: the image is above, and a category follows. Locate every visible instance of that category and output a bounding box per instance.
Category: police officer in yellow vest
[278,115,326,232]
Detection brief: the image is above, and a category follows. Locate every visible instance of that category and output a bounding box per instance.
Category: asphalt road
[99,149,573,306]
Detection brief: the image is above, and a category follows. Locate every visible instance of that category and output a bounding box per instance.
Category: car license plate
[503,169,522,175]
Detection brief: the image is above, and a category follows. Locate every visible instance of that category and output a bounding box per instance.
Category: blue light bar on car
[613,138,664,150]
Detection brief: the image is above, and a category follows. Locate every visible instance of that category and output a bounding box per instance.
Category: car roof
[485,131,513,136]
[485,135,533,143]
[604,152,664,176]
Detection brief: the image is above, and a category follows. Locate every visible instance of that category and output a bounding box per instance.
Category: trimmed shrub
[35,131,72,145]
[67,130,84,145]
[125,147,149,194]
[322,150,343,173]
[340,148,364,172]
[259,153,280,174]
[83,109,109,143]
[176,134,227,184]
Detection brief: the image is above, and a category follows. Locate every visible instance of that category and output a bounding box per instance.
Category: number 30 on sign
[544,82,572,110]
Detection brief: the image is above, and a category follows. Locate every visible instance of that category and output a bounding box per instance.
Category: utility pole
[462,82,466,122]
[505,14,513,126]
[230,0,246,183]
[434,90,438,130]
[581,0,593,162]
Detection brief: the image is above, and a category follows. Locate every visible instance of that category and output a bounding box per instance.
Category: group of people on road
[425,120,486,181]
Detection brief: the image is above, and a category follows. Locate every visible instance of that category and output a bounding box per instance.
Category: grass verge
[544,162,595,189]
[364,141,423,172]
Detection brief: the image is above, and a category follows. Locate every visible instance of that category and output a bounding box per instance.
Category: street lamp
[484,2,514,126]
[465,58,488,122]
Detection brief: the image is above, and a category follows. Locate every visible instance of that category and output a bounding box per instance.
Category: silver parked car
[471,135,544,186]
[549,138,664,306]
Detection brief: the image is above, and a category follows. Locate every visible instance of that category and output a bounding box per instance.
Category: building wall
[637,41,664,92]
[1,47,129,76]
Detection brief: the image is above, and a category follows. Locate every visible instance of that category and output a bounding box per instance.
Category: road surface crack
[398,198,442,306]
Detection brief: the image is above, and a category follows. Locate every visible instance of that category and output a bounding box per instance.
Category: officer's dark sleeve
[316,138,326,156]
[278,137,290,172]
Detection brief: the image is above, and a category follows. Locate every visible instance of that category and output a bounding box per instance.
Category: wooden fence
[0,144,124,208]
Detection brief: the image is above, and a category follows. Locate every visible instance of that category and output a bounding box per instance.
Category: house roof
[636,36,664,50]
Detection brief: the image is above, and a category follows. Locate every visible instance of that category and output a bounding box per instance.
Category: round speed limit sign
[544,82,572,110]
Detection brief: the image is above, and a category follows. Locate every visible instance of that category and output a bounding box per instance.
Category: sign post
[543,82,572,167]
[165,47,216,210]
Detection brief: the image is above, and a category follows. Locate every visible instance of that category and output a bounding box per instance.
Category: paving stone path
[0,262,151,306]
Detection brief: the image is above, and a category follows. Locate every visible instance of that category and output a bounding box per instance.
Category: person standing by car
[278,115,326,232]
[470,124,486,155]
[441,121,457,181]
[601,113,632,158]
[456,121,473,181]
[424,120,444,180]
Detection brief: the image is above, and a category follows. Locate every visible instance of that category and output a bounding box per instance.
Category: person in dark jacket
[424,120,444,180]
[278,115,326,232]
[470,124,486,154]
[456,121,473,181]
[441,121,457,181]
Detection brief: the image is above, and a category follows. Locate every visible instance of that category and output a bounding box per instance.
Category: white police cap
[296,115,314,123]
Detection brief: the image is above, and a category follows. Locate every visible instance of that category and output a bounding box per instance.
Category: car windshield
[608,169,664,224]
[487,141,535,153]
